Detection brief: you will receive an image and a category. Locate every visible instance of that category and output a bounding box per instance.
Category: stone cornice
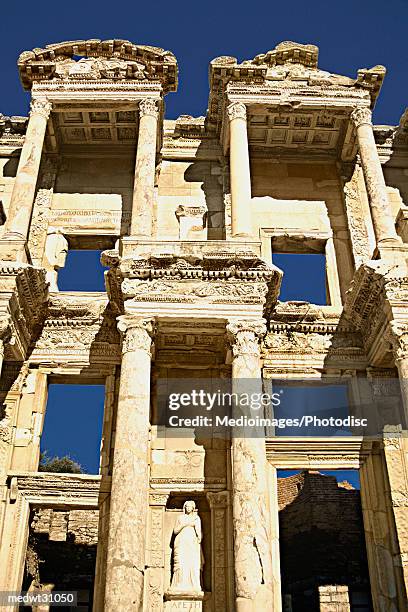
[18,39,178,94]
[7,471,106,507]
[266,437,373,469]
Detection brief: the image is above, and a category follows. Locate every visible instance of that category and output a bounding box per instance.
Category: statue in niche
[170,500,203,593]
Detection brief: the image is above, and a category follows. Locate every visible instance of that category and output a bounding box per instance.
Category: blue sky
[41,384,105,474]
[278,469,360,489]
[7,0,406,474]
[1,0,407,124]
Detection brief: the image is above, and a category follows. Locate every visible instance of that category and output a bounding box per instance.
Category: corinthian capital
[139,98,158,119]
[30,97,52,120]
[226,319,266,357]
[117,315,156,355]
[350,107,372,129]
[227,101,247,122]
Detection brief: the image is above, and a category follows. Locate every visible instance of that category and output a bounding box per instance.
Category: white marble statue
[170,500,203,593]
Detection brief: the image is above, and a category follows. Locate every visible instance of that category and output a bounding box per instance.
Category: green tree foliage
[38,451,83,474]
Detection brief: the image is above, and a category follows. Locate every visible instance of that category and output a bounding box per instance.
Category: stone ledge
[7,471,110,508]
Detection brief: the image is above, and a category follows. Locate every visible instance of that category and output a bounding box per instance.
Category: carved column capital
[350,106,372,129]
[227,101,247,122]
[30,97,52,120]
[386,321,408,361]
[149,493,169,506]
[227,319,267,357]
[138,98,158,119]
[117,315,156,355]
[206,490,229,509]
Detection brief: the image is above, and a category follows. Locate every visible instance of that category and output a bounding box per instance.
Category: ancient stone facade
[0,38,407,611]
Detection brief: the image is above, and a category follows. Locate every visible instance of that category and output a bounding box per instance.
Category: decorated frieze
[263,329,364,355]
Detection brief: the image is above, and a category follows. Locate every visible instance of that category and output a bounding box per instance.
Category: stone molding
[227,101,246,122]
[29,97,52,120]
[266,437,371,469]
[139,98,158,119]
[117,315,156,355]
[350,106,373,128]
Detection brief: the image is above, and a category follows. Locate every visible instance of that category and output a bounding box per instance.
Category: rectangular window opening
[57,234,114,291]
[272,237,329,305]
[277,468,373,612]
[40,383,105,475]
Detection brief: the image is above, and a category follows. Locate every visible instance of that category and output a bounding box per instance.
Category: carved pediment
[18,39,178,93]
[208,40,385,134]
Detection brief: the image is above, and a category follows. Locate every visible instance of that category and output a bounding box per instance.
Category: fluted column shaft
[351,107,400,246]
[4,97,52,240]
[227,319,274,612]
[130,99,159,237]
[104,316,155,611]
[227,102,253,238]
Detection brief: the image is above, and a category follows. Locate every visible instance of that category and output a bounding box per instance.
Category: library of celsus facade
[0,37,408,611]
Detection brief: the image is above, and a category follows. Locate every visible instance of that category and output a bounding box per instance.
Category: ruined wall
[278,471,371,597]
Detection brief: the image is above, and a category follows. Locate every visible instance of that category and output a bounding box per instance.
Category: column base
[0,238,30,263]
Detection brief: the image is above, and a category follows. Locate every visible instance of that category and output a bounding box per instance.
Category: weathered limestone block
[175,203,207,240]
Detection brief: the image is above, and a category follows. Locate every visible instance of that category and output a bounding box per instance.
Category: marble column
[350,107,400,246]
[130,99,159,237]
[104,315,155,611]
[226,319,274,612]
[3,97,52,241]
[227,102,253,238]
